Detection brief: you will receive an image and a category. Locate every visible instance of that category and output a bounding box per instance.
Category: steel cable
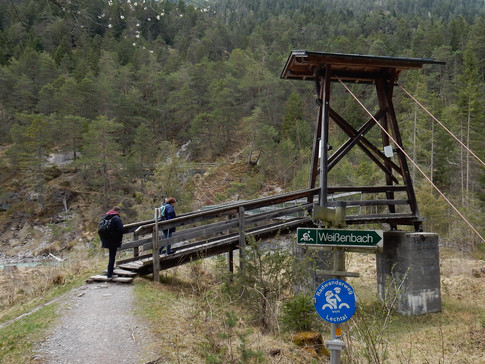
[337,77,484,243]
[397,82,485,167]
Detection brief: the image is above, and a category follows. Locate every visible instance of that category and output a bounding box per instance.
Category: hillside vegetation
[0,1,484,362]
[0,0,484,250]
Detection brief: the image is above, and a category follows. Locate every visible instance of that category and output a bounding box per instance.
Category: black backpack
[98,215,115,238]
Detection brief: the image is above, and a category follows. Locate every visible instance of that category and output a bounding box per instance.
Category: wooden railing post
[133,231,139,258]
[238,206,246,271]
[227,213,234,275]
[228,250,234,274]
[152,208,160,282]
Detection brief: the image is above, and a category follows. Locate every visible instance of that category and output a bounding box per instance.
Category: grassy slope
[0,249,484,363]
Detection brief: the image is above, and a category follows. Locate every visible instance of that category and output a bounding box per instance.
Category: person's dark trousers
[107,247,118,278]
[163,230,173,254]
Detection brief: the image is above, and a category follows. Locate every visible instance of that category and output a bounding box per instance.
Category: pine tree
[7,113,53,212]
[455,43,484,206]
[131,122,157,192]
[78,115,123,208]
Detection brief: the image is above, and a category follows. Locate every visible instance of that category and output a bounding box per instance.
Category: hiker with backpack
[98,206,124,279]
[157,197,177,255]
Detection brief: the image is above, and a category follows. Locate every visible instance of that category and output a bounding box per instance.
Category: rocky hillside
[0,145,271,265]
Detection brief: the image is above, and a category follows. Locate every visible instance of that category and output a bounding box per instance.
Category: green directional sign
[297,228,383,247]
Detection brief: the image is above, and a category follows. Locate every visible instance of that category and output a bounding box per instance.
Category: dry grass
[133,249,485,364]
[133,259,325,363]
[133,253,485,364]
[1,244,484,363]
[0,250,105,323]
[345,250,485,363]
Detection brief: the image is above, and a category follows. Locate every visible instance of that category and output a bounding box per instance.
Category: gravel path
[36,282,158,364]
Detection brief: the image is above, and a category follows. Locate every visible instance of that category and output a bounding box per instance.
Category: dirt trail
[35,282,159,364]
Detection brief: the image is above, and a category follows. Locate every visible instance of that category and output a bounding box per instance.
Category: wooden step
[103,268,138,277]
[86,275,133,283]
[117,261,144,270]
[114,268,137,276]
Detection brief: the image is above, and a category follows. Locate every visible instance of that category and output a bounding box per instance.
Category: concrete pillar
[376,231,441,315]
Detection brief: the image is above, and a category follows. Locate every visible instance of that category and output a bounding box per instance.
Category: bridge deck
[116,216,314,276]
[115,209,422,277]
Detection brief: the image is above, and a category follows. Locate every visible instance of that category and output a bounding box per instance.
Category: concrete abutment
[377,231,441,315]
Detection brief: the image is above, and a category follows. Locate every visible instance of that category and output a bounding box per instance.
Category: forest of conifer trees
[0,0,483,248]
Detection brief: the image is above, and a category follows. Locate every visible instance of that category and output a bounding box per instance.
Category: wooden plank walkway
[116,216,314,277]
[112,187,424,280]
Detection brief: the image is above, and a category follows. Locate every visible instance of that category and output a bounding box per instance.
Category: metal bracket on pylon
[312,202,346,227]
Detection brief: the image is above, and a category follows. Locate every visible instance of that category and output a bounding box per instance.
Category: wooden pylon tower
[281,50,445,231]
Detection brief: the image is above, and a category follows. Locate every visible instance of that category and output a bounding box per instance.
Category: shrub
[280,292,317,332]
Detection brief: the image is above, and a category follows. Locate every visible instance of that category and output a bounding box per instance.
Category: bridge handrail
[119,201,315,251]
[119,184,415,251]
[116,185,421,278]
[121,184,409,236]
[123,187,320,235]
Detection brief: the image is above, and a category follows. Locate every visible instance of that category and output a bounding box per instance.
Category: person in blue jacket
[160,197,177,254]
[99,206,124,279]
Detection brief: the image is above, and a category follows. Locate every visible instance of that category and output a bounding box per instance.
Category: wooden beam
[319,66,331,207]
[309,95,322,190]
[152,214,160,282]
[327,185,407,193]
[329,108,402,182]
[376,77,420,221]
[328,108,387,169]
[238,206,246,271]
[328,199,409,207]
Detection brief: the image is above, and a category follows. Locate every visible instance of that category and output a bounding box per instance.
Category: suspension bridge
[88,50,483,283]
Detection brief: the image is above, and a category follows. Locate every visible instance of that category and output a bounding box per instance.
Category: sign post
[300,225,375,363]
[301,204,372,363]
[314,279,356,364]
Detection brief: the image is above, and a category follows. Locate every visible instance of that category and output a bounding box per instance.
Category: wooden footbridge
[105,51,444,282]
[114,188,317,279]
[112,185,423,280]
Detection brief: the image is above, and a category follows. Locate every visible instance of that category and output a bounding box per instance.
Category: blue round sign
[314,279,356,323]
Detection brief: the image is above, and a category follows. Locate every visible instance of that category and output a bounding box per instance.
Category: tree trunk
[466,98,471,207]
[430,117,434,188]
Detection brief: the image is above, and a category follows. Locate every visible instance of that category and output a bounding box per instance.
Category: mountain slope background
[1,0,484,257]
[0,1,485,362]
